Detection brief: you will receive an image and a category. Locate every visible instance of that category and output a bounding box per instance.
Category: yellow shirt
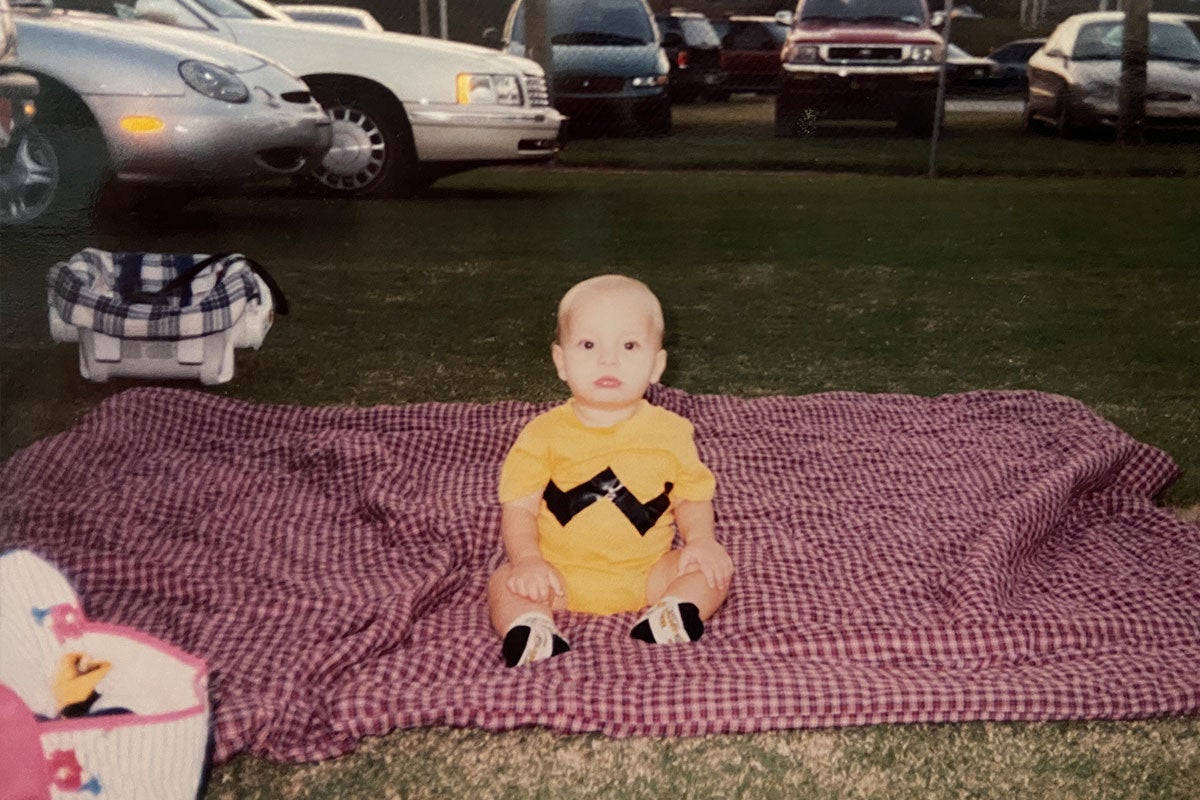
[499,400,715,613]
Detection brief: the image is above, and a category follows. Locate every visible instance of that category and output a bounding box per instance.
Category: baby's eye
[580,340,594,350]
[624,341,639,351]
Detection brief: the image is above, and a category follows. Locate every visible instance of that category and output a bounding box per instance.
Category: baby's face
[552,288,666,420]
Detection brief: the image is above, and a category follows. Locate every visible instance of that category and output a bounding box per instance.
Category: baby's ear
[551,343,568,381]
[652,348,667,383]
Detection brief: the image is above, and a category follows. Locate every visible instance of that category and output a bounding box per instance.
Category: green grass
[557,96,1200,177]
[2,99,1198,798]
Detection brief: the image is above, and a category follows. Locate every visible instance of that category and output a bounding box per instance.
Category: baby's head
[552,275,667,421]
[555,274,664,348]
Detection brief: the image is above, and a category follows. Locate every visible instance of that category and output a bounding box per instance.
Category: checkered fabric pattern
[46,248,264,340]
[1,386,1196,764]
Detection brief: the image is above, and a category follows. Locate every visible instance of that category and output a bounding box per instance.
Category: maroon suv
[775,0,946,135]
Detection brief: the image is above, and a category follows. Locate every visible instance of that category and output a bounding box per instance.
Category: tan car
[1024,11,1200,137]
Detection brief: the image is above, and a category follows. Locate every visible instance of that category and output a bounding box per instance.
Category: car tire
[10,81,110,228]
[774,103,800,137]
[1055,96,1080,139]
[305,78,420,198]
[896,100,937,136]
[634,99,672,137]
[0,126,59,227]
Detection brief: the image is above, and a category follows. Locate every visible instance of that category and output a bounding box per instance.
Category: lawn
[1,98,1198,797]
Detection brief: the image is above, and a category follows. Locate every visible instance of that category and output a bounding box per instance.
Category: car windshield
[512,0,655,46]
[53,0,288,22]
[798,0,926,26]
[1073,20,1200,62]
[679,17,720,47]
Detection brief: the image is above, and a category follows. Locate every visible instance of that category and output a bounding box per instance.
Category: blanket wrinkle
[2,386,1198,763]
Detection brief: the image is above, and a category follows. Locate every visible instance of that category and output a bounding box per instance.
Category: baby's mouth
[594,376,622,389]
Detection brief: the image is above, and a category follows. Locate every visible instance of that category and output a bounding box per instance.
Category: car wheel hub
[0,130,59,225]
[312,105,386,190]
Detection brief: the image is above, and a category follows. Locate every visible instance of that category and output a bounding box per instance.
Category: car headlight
[786,44,820,63]
[179,60,249,103]
[1081,80,1117,100]
[456,73,522,105]
[909,45,938,63]
[631,75,667,88]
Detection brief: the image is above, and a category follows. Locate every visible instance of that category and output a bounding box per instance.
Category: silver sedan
[5,0,332,225]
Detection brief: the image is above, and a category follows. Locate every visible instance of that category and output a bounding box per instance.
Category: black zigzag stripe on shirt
[543,468,673,535]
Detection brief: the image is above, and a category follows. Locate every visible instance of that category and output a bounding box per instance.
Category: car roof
[1060,11,1200,25]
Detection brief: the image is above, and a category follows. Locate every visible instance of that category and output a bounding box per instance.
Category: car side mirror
[774,11,794,27]
[661,31,683,48]
[481,26,501,48]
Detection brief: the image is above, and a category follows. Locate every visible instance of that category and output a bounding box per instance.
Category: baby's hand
[507,557,565,604]
[678,537,733,591]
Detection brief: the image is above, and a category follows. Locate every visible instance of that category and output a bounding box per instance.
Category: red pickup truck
[775,0,947,135]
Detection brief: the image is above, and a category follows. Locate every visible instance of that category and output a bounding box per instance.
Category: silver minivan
[501,0,671,135]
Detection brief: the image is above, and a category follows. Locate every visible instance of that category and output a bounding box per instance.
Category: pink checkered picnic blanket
[1,386,1197,763]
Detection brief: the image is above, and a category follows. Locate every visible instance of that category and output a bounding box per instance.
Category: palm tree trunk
[1117,0,1150,145]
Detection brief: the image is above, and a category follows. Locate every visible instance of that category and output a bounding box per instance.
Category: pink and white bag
[0,550,210,800]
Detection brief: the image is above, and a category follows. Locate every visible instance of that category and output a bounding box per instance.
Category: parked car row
[2,0,565,226]
[4,0,1195,227]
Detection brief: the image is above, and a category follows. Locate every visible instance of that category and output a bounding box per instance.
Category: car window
[679,16,720,47]
[725,21,786,50]
[511,0,656,46]
[1073,20,1200,61]
[56,0,209,29]
[213,0,291,20]
[989,41,1041,61]
[799,0,927,26]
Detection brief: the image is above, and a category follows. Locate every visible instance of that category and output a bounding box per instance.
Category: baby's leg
[644,549,729,620]
[488,565,570,667]
[632,550,730,644]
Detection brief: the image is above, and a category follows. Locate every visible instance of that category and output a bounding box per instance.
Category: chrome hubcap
[312,105,386,191]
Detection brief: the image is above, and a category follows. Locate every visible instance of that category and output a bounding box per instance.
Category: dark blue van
[502,0,671,135]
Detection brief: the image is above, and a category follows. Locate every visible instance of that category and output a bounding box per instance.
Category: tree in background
[1117,0,1149,144]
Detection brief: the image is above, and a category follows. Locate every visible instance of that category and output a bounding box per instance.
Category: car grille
[826,46,904,63]
[524,74,551,107]
[556,75,627,94]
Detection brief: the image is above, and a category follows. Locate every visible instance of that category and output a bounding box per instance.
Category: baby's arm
[674,499,733,591]
[501,492,565,604]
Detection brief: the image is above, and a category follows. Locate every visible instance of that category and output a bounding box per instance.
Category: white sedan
[67,0,567,197]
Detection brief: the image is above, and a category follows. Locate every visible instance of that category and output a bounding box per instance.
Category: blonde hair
[555,274,665,346]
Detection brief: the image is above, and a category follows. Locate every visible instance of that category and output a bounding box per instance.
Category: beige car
[1024,11,1200,137]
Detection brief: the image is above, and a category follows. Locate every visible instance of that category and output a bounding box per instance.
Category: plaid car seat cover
[47,249,264,340]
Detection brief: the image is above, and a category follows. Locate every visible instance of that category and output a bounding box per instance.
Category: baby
[488,274,733,667]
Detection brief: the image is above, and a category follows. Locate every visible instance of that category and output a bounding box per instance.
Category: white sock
[631,596,704,645]
[502,612,569,667]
